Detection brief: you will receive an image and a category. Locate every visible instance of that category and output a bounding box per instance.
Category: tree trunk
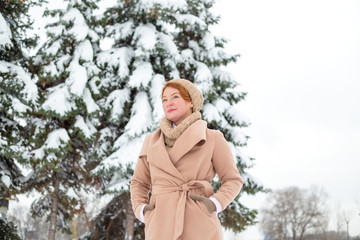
[125,194,135,240]
[48,174,60,240]
[346,221,350,240]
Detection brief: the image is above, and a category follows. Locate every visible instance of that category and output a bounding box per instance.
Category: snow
[189,40,201,55]
[43,61,58,76]
[106,21,134,40]
[201,33,215,49]
[66,61,87,97]
[159,33,178,55]
[44,128,70,150]
[207,47,227,62]
[97,135,146,183]
[66,187,79,200]
[180,49,194,61]
[128,61,153,88]
[174,14,206,27]
[56,54,71,72]
[94,127,113,157]
[195,61,213,93]
[228,126,247,146]
[44,39,61,56]
[164,58,180,78]
[138,0,187,10]
[96,47,134,78]
[0,136,7,147]
[223,229,242,240]
[62,8,89,42]
[83,88,99,113]
[74,116,96,139]
[12,98,30,114]
[122,91,153,136]
[105,89,130,122]
[228,142,253,168]
[149,74,165,123]
[0,13,12,46]
[31,148,45,160]
[74,39,93,62]
[106,172,130,191]
[95,91,153,175]
[0,61,38,105]
[133,23,157,51]
[212,69,236,83]
[88,76,101,95]
[42,83,76,116]
[1,174,11,188]
[203,103,222,122]
[214,98,231,112]
[227,105,251,125]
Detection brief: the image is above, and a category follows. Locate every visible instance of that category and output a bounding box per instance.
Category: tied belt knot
[151,180,213,240]
[180,183,189,192]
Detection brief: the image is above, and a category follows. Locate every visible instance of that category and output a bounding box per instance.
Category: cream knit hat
[167,79,204,112]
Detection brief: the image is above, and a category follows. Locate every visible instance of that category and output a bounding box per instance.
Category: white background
[211,0,360,239]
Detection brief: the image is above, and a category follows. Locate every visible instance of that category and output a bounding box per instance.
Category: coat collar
[147,129,185,181]
[146,120,207,182]
[168,120,207,164]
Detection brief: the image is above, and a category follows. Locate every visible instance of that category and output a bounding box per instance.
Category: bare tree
[260,186,329,240]
[342,210,353,240]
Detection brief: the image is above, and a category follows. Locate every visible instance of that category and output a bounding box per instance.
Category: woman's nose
[166,100,174,107]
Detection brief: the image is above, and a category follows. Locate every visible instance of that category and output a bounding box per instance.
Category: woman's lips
[167,109,176,113]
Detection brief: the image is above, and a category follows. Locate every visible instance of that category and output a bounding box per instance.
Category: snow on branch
[96,47,134,78]
[41,84,76,116]
[0,13,12,47]
[43,128,70,150]
[62,8,89,42]
[128,61,153,88]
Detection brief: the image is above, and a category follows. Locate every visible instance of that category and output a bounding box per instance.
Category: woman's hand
[189,194,216,214]
[144,204,155,214]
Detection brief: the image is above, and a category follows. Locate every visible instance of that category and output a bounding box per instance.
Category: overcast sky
[26,0,360,238]
[211,0,360,238]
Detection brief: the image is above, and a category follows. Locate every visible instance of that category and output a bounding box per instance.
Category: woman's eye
[162,99,167,103]
[173,95,179,99]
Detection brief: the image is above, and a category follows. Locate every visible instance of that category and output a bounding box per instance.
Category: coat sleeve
[130,135,152,221]
[211,130,243,211]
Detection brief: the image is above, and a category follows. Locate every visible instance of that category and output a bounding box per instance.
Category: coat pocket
[194,199,213,217]
[144,196,156,224]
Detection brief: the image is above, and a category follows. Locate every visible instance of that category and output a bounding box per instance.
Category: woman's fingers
[189,194,216,214]
[189,194,203,201]
[144,204,155,213]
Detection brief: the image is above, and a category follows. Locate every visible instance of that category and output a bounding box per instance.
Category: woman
[130,79,243,240]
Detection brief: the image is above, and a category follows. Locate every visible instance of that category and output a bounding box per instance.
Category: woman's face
[162,87,193,126]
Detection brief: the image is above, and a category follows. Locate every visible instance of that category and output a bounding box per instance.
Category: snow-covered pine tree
[0,0,42,207]
[25,0,103,239]
[90,0,267,236]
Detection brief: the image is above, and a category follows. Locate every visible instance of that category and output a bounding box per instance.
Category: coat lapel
[168,120,207,164]
[147,129,185,181]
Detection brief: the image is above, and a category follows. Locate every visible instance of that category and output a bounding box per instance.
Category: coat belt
[151,180,213,240]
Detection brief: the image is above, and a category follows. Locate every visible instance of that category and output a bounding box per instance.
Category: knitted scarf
[159,111,202,147]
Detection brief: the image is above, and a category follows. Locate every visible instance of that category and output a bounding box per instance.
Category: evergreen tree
[90,0,267,236]
[25,0,103,239]
[0,217,21,240]
[0,0,43,204]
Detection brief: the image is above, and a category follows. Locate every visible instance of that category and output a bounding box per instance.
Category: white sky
[25,0,360,238]
[211,0,360,239]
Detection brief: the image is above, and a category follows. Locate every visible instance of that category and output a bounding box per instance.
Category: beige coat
[130,120,243,240]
